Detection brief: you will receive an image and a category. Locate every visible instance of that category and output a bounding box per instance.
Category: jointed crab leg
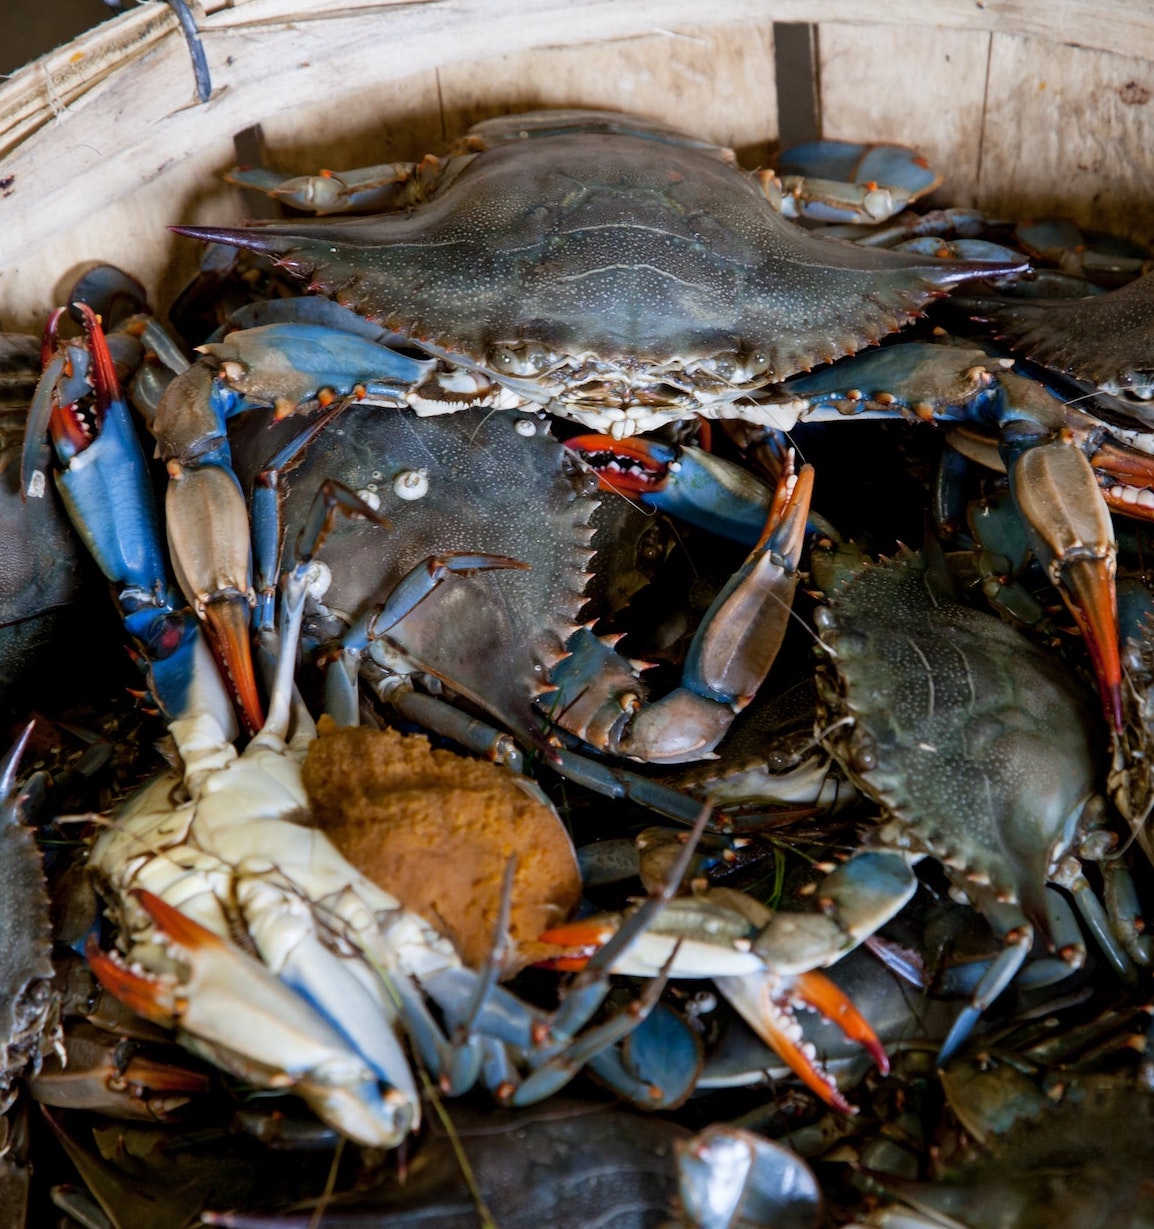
[540,906,876,1114]
[322,549,532,727]
[154,320,432,730]
[541,851,916,1113]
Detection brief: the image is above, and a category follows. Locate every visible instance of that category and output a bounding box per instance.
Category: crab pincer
[541,900,887,1115]
[544,451,814,764]
[21,303,219,727]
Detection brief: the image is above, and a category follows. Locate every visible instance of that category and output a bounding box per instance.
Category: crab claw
[567,433,774,545]
[155,363,264,733]
[1089,433,1154,524]
[198,587,264,735]
[543,453,814,764]
[686,453,814,712]
[539,890,884,1115]
[1007,430,1123,732]
[715,970,879,1113]
[87,889,416,1148]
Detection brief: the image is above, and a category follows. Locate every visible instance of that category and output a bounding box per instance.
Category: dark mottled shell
[229,406,596,737]
[983,271,1154,397]
[1,781,55,1103]
[191,113,1017,387]
[817,550,1099,921]
[0,337,86,700]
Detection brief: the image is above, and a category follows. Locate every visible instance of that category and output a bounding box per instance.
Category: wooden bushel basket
[1,1,1153,1220]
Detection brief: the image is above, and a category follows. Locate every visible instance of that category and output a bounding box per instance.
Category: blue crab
[225,391,809,777]
[0,332,86,703]
[813,545,1146,1058]
[135,110,1035,711]
[189,108,1016,442]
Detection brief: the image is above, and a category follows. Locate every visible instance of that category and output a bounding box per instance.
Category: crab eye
[489,342,551,376]
[710,352,738,381]
[847,726,878,773]
[707,350,772,384]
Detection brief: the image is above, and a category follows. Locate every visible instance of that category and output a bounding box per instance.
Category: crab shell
[227,403,600,742]
[815,549,1101,930]
[0,769,57,1109]
[980,269,1154,403]
[182,111,1022,425]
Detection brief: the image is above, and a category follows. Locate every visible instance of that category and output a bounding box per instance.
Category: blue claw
[26,303,203,723]
[567,433,774,546]
[196,321,432,406]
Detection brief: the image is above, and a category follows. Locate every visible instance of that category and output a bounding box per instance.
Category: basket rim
[2,0,1153,157]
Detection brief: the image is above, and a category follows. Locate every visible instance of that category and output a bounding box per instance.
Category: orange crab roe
[302,718,581,972]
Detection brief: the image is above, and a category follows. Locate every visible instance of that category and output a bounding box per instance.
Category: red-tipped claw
[1010,433,1122,733]
[716,971,865,1114]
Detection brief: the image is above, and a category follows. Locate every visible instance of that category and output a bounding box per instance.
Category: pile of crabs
[2,110,1153,1228]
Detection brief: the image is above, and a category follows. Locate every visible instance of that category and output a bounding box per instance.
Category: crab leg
[225,154,448,215]
[154,320,432,731]
[86,890,415,1146]
[540,907,878,1114]
[767,139,943,225]
[935,899,1040,1066]
[541,848,917,1111]
[323,550,531,726]
[716,972,875,1114]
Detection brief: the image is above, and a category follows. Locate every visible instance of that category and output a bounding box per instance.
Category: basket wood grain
[0,0,1152,331]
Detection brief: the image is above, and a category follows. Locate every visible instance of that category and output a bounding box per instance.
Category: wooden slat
[818,23,991,207]
[196,0,1154,62]
[435,24,777,164]
[257,23,777,173]
[979,32,1154,244]
[0,5,176,161]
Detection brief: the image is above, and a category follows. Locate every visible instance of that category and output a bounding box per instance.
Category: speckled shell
[0,774,56,1104]
[228,406,597,738]
[983,270,1154,400]
[196,112,1016,388]
[817,550,1100,923]
[0,335,86,700]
